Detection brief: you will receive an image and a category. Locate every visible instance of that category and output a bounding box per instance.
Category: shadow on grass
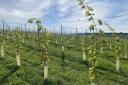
[119,69,128,80]
[97,65,128,83]
[97,65,115,74]
[24,43,42,52]
[0,57,5,61]
[0,65,20,85]
[79,60,90,68]
[120,58,128,60]
[43,79,53,85]
[103,78,128,85]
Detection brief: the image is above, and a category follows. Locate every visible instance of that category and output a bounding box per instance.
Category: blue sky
[0,0,128,33]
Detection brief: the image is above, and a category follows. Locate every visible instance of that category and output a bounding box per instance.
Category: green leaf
[78,0,83,5]
[28,18,36,23]
[36,20,42,24]
[89,25,95,31]
[87,6,94,11]
[88,17,93,21]
[97,19,102,25]
[85,11,91,16]
[38,25,43,31]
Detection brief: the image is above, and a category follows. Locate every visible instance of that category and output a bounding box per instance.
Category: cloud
[47,0,116,33]
[0,0,127,33]
[0,0,52,23]
[55,0,128,33]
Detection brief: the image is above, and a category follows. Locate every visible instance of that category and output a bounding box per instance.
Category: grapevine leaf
[89,25,95,31]
[87,6,94,11]
[97,19,102,25]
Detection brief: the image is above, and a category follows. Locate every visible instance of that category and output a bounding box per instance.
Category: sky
[0,0,128,33]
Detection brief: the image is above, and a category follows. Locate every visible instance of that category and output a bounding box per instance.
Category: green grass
[0,34,128,85]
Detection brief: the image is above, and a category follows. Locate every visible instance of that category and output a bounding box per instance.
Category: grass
[0,34,128,85]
